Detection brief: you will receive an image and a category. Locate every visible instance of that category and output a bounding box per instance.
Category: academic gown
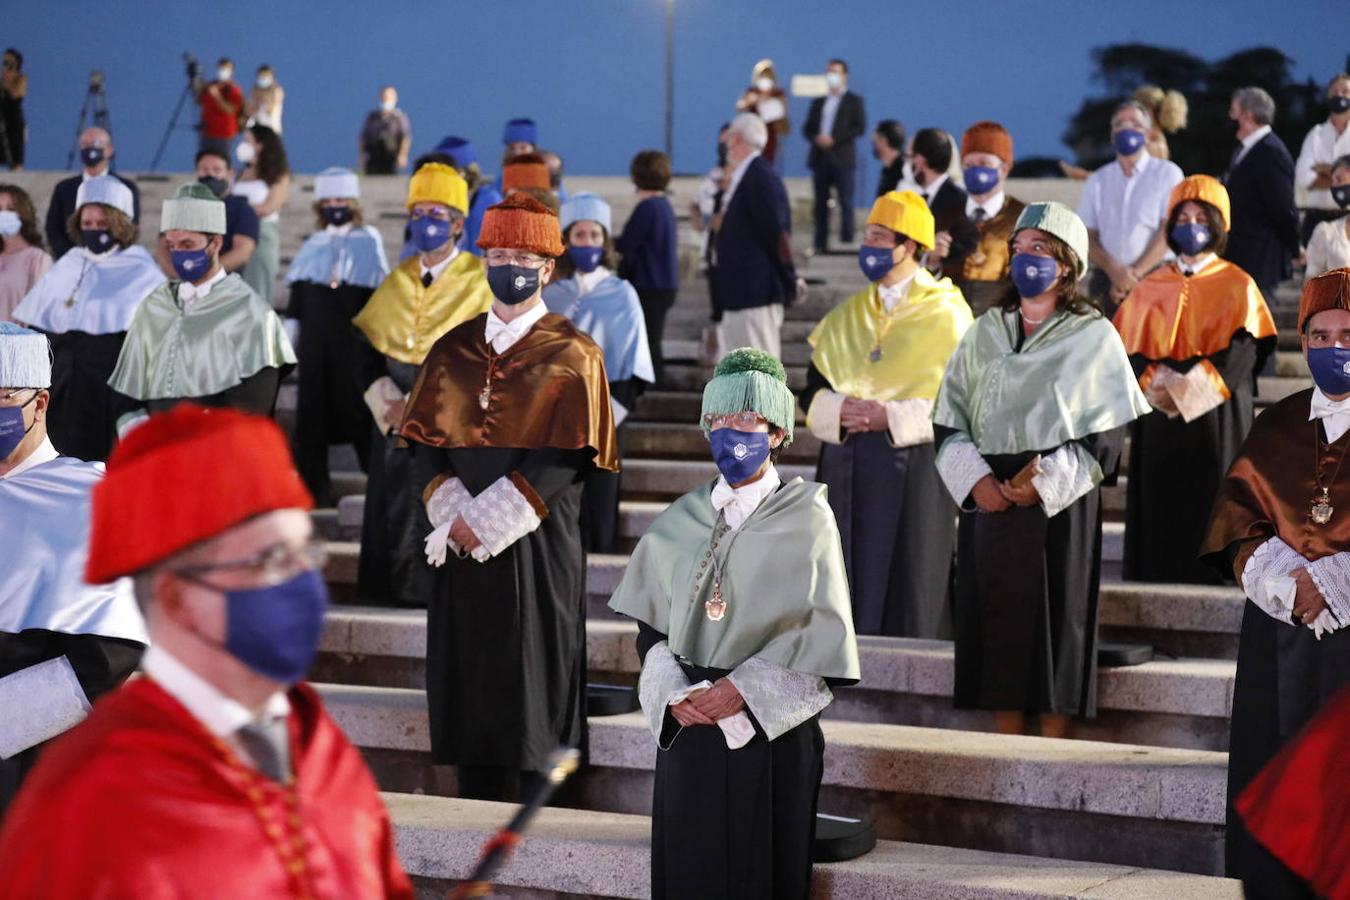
[401,312,616,789]
[0,678,413,899]
[543,271,655,552]
[0,454,147,814]
[800,275,973,637]
[351,253,493,607]
[1201,388,1350,893]
[12,245,165,460]
[608,478,860,900]
[286,225,389,505]
[1115,260,1276,583]
[933,309,1149,715]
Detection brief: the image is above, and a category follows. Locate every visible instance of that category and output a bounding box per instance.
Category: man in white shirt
[802,58,866,254]
[1294,72,1350,244]
[1077,100,1184,314]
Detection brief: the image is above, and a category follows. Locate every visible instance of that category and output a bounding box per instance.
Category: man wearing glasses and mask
[0,323,147,814]
[402,193,617,802]
[0,403,413,898]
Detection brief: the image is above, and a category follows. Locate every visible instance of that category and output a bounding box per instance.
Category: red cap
[86,404,313,583]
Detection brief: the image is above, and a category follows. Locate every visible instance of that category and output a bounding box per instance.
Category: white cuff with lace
[884,398,935,449]
[806,389,846,445]
[936,438,992,509]
[1241,537,1340,638]
[1031,443,1102,518]
[638,641,691,749]
[458,475,545,561]
[1305,552,1350,634]
[726,656,832,742]
[422,477,475,568]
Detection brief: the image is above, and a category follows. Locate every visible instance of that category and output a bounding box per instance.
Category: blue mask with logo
[321,206,354,227]
[409,214,452,253]
[1009,253,1059,298]
[0,394,37,459]
[170,247,213,282]
[963,165,1000,196]
[709,427,772,485]
[1328,96,1350,115]
[80,146,105,168]
[1331,184,1350,210]
[568,245,604,274]
[1112,129,1147,156]
[857,245,895,282]
[1171,222,1212,257]
[1308,347,1350,397]
[487,264,542,305]
[221,569,330,684]
[82,228,114,253]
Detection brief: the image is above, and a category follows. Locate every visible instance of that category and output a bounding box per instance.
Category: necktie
[421,270,434,288]
[237,718,292,782]
[972,207,988,224]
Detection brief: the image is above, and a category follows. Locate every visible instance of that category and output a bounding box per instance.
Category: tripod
[66,73,112,169]
[150,81,196,173]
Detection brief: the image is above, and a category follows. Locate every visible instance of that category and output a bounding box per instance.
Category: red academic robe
[0,677,412,900]
[1237,686,1350,899]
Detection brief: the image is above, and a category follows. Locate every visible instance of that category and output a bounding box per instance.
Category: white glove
[424,521,454,567]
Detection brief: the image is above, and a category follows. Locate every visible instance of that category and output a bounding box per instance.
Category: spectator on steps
[232,124,291,306]
[803,58,866,254]
[1,49,27,171]
[359,86,411,175]
[245,63,284,134]
[45,126,141,259]
[1294,73,1350,246]
[0,184,51,320]
[615,149,679,384]
[1305,154,1350,277]
[1223,87,1300,304]
[195,58,243,161]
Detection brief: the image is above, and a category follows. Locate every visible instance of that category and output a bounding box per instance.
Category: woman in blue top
[544,192,654,552]
[616,150,679,383]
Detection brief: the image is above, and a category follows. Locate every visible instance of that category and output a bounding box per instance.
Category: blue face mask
[219,569,330,685]
[170,247,213,282]
[1331,184,1350,210]
[709,427,772,485]
[1112,129,1147,156]
[409,214,453,253]
[1328,96,1350,115]
[321,206,354,227]
[487,263,542,305]
[857,245,896,282]
[80,146,105,168]
[83,228,114,253]
[1009,252,1060,299]
[1171,222,1212,257]
[1308,346,1350,397]
[963,165,1000,196]
[0,394,37,459]
[568,245,603,273]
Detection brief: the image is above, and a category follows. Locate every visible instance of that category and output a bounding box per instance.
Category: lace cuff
[936,437,992,509]
[1242,537,1307,624]
[806,389,846,445]
[1305,554,1350,633]
[1032,443,1102,518]
[884,398,935,449]
[459,473,547,560]
[0,656,91,759]
[424,476,473,528]
[638,641,691,749]
[727,656,832,742]
[362,376,404,434]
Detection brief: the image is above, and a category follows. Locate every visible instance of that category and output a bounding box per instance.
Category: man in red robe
[0,404,412,900]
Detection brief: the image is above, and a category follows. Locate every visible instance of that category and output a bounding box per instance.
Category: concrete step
[319,684,1229,875]
[315,610,1235,752]
[385,793,1241,899]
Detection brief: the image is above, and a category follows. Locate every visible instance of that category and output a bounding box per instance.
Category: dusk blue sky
[8,0,1348,182]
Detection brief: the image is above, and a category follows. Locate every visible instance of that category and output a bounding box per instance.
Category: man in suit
[910,128,979,277]
[802,59,866,254]
[1225,86,1301,300]
[711,113,799,360]
[44,127,140,259]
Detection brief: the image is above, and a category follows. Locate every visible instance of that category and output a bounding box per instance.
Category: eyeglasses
[485,250,547,267]
[175,540,328,589]
[0,388,38,407]
[702,411,768,430]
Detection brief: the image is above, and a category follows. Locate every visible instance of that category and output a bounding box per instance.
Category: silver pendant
[868,347,882,363]
[1313,489,1333,525]
[705,583,726,621]
[478,386,491,411]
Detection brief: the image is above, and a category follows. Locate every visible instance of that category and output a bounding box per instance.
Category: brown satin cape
[952,195,1026,283]
[1202,388,1350,576]
[1114,260,1276,362]
[399,312,619,472]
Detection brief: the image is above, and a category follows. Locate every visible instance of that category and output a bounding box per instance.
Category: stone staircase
[16,169,1301,895]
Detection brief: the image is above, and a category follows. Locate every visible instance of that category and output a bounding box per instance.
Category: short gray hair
[728,112,768,152]
[1111,100,1153,133]
[1232,87,1276,126]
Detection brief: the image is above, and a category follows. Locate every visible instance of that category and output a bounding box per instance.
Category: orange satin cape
[1114,260,1276,361]
[400,312,619,472]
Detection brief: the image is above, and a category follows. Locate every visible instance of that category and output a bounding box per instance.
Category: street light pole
[664,0,674,162]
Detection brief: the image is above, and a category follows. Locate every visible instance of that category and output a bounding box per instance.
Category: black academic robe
[580,377,642,554]
[637,621,823,900]
[801,363,957,638]
[353,336,428,609]
[411,444,591,786]
[941,427,1127,716]
[43,330,137,462]
[139,367,283,417]
[1123,334,1267,584]
[287,280,376,505]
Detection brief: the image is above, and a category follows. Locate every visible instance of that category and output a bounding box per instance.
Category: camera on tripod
[183,52,200,82]
[88,69,105,91]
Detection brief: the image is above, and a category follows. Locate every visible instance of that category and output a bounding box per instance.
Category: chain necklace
[478,351,497,411]
[868,283,908,363]
[703,512,743,621]
[1311,420,1350,525]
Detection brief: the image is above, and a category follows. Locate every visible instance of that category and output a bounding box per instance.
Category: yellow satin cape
[808,269,974,402]
[352,253,493,366]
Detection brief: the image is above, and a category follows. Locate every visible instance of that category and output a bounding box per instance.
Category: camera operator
[195,57,243,160]
[45,126,141,259]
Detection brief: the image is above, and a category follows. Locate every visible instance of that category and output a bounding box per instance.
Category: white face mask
[825,71,843,90]
[235,141,256,164]
[0,210,21,237]
[256,74,273,89]
[381,98,396,112]
[216,67,232,82]
[756,77,773,92]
